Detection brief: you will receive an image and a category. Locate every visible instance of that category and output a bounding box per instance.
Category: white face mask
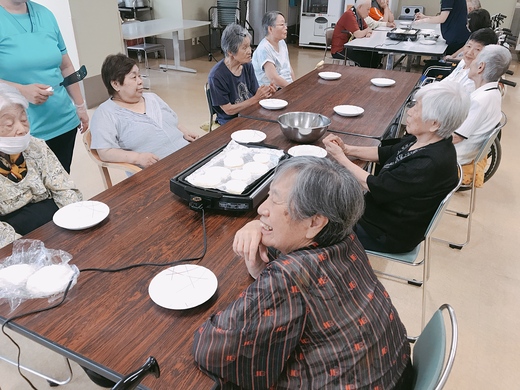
[0,133,31,154]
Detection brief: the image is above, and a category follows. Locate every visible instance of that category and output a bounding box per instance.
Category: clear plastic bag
[0,239,79,312]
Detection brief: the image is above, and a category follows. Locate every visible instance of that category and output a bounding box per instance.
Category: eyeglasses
[406,99,417,109]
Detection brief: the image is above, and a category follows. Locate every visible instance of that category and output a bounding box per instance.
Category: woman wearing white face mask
[0,84,82,248]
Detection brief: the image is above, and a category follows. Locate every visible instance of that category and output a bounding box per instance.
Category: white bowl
[333,105,364,117]
[420,39,436,45]
[259,99,288,110]
[370,78,396,87]
[231,130,266,143]
[288,145,327,158]
[318,71,341,80]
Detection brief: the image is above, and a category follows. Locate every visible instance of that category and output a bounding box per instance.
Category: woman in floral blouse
[0,84,81,248]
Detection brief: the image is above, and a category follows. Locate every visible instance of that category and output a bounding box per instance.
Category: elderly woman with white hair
[453,44,512,187]
[209,23,276,125]
[252,11,295,87]
[0,84,82,248]
[194,157,414,389]
[324,82,470,253]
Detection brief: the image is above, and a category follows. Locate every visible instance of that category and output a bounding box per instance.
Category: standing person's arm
[60,54,89,133]
[0,79,53,105]
[415,10,450,24]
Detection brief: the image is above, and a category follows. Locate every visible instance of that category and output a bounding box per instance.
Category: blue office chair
[409,304,458,390]
[366,164,463,327]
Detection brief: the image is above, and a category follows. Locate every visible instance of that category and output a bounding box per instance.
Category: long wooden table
[0,66,420,389]
[239,64,420,139]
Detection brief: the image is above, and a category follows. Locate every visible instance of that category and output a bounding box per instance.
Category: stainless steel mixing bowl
[277,112,331,143]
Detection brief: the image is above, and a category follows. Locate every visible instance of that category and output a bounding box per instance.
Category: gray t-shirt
[90,92,188,162]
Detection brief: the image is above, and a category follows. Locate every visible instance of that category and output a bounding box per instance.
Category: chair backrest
[216,0,239,28]
[474,111,506,163]
[82,129,141,189]
[323,27,334,61]
[412,304,458,390]
[424,163,463,240]
[204,82,217,132]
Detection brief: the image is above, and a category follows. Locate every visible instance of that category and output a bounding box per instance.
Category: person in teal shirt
[0,0,89,173]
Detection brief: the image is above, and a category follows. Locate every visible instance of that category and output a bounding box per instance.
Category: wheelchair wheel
[484,137,501,183]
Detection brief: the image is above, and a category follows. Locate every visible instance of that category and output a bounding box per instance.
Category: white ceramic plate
[259,99,288,110]
[370,78,396,87]
[318,71,342,80]
[288,145,327,158]
[420,39,436,45]
[333,105,365,117]
[231,130,266,143]
[53,201,109,230]
[148,264,218,310]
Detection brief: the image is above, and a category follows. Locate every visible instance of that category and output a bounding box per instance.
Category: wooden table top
[239,64,420,139]
[0,67,421,389]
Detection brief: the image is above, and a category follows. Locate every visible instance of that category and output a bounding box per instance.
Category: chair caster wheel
[48,380,60,387]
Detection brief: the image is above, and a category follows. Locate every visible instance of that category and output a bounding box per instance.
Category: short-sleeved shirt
[455,82,502,164]
[441,59,475,93]
[440,0,471,47]
[252,38,293,86]
[331,9,367,55]
[208,60,258,125]
[361,135,459,252]
[0,1,79,140]
[194,237,410,389]
[90,93,188,164]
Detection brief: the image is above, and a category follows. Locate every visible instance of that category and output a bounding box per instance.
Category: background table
[240,64,420,139]
[345,23,447,71]
[122,19,209,73]
[0,66,420,389]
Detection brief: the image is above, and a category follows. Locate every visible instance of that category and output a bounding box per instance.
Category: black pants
[0,198,59,236]
[45,126,78,174]
[333,49,382,68]
[394,359,415,389]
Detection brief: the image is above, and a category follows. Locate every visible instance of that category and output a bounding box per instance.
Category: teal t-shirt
[0,1,79,140]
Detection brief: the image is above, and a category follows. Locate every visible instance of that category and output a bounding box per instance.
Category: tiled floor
[1,46,519,389]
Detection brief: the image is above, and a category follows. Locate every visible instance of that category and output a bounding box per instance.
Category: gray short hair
[0,83,29,112]
[467,0,481,10]
[415,82,470,139]
[475,44,512,82]
[356,0,371,7]
[272,156,365,247]
[262,11,284,36]
[221,23,251,57]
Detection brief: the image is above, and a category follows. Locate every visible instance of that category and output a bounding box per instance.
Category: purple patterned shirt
[193,234,410,389]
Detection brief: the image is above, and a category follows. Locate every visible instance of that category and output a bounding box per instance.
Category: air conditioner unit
[399,6,424,20]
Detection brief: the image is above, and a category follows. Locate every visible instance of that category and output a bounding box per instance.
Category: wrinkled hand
[255,84,277,100]
[387,22,396,28]
[233,220,269,279]
[183,133,200,142]
[136,152,160,168]
[75,103,89,133]
[323,134,346,160]
[365,27,373,38]
[20,84,53,105]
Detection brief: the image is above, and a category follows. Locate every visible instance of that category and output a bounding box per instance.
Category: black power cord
[1,208,208,388]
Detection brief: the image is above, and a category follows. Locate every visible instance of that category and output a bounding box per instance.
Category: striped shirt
[193,234,410,389]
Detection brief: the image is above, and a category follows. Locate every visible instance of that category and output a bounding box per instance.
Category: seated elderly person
[467,0,481,12]
[0,84,82,248]
[454,45,512,187]
[209,24,276,125]
[324,82,470,253]
[252,11,295,88]
[369,0,394,23]
[439,28,498,93]
[331,0,382,68]
[90,54,198,168]
[193,156,414,389]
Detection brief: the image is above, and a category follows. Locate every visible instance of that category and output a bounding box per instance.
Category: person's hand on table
[255,84,277,100]
[323,134,347,160]
[233,220,269,279]
[183,133,200,142]
[364,27,373,38]
[136,152,160,168]
[20,83,53,105]
[387,22,396,28]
